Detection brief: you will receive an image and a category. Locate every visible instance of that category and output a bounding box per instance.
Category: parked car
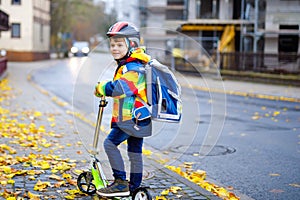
[70,41,90,56]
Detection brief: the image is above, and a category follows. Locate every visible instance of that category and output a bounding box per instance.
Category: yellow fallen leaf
[273,111,280,116]
[183,162,194,166]
[157,158,169,165]
[42,143,52,148]
[38,125,46,133]
[73,169,83,175]
[28,191,41,200]
[229,192,240,200]
[62,173,72,179]
[169,186,182,193]
[1,166,11,174]
[34,180,51,191]
[200,181,214,192]
[54,180,66,188]
[47,117,55,122]
[216,187,229,197]
[156,196,167,200]
[41,162,51,170]
[269,173,280,177]
[65,189,81,195]
[6,197,16,200]
[289,183,300,188]
[252,115,261,120]
[160,189,169,196]
[34,111,42,117]
[64,195,75,200]
[49,174,62,181]
[142,148,153,156]
[1,180,7,186]
[183,162,194,170]
[67,178,77,186]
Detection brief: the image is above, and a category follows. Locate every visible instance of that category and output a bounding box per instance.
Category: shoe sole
[96,191,130,197]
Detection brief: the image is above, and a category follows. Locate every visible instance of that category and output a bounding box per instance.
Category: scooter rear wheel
[77,171,97,195]
[132,187,152,200]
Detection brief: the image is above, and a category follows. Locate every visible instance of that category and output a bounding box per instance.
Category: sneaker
[96,178,130,197]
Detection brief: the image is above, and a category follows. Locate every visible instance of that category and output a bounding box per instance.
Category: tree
[50,0,115,54]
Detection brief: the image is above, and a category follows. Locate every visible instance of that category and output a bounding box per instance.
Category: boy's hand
[94,81,108,97]
[94,89,102,97]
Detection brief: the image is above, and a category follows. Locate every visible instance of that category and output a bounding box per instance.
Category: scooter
[77,97,152,200]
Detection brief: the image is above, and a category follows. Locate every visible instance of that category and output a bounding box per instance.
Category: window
[196,0,219,19]
[278,25,299,62]
[11,0,21,5]
[40,24,44,42]
[11,23,21,38]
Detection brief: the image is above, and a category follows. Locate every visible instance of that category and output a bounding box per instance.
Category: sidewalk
[1,60,299,200]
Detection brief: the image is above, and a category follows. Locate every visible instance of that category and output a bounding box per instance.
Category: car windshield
[73,41,88,48]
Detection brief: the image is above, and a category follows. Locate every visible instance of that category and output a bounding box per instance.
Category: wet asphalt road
[31,52,300,199]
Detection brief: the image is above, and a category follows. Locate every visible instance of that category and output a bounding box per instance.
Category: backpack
[138,59,182,123]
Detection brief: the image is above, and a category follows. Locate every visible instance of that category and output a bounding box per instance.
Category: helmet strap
[125,38,130,48]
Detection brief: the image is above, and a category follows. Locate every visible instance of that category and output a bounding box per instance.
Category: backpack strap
[124,62,146,74]
[136,96,152,114]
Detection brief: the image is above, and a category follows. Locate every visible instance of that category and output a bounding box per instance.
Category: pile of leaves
[164,163,240,200]
[0,79,85,199]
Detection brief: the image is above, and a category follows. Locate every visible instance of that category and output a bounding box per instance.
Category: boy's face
[109,37,128,60]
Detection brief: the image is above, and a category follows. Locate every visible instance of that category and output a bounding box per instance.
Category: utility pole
[253,0,259,53]
[240,0,245,52]
[253,0,259,70]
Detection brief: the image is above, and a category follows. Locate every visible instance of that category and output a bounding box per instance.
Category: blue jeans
[104,128,144,192]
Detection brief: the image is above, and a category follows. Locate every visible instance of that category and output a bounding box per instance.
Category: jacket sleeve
[102,71,140,99]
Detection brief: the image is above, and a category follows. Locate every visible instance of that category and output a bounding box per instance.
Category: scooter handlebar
[99,96,108,108]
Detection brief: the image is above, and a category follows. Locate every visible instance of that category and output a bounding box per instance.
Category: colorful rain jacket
[97,48,152,136]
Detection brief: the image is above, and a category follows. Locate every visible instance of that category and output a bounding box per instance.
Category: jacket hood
[129,47,151,64]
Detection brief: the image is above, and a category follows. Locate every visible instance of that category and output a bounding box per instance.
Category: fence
[219,52,300,74]
[144,36,300,75]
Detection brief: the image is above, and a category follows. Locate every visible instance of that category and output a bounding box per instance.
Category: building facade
[263,0,300,55]
[133,0,300,72]
[0,0,51,61]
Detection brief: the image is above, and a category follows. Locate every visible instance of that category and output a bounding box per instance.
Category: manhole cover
[170,145,236,156]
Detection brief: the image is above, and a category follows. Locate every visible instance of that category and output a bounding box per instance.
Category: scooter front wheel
[77,171,97,195]
[132,187,152,200]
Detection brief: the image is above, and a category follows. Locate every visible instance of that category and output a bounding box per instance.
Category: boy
[94,21,152,197]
